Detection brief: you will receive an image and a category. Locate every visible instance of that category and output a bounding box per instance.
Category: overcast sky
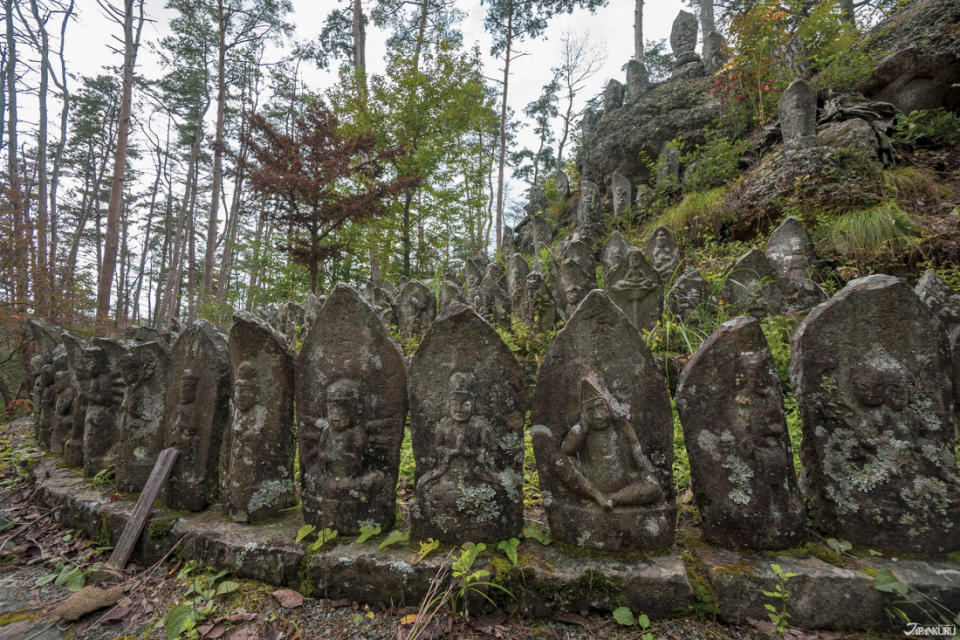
[63,0,686,210]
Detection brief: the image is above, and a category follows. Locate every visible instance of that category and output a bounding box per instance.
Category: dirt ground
[0,418,895,640]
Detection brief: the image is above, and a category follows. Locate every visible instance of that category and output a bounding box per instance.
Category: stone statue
[625,59,650,101]
[513,272,557,334]
[605,248,663,333]
[225,314,297,523]
[297,285,407,533]
[116,340,171,493]
[479,265,511,326]
[766,216,825,311]
[532,291,675,550]
[645,226,682,283]
[505,254,530,304]
[792,275,960,553]
[603,79,624,113]
[577,180,603,229]
[677,317,806,549]
[559,241,597,317]
[61,333,87,468]
[364,285,397,327]
[915,270,960,435]
[409,304,525,542]
[601,231,632,275]
[670,11,704,78]
[464,257,486,297]
[611,172,632,219]
[780,79,817,150]
[51,364,74,454]
[668,269,715,320]
[80,342,125,477]
[722,248,783,316]
[36,360,57,449]
[398,280,437,341]
[162,321,232,512]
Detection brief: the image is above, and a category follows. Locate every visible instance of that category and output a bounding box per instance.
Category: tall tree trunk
[5,0,26,312]
[634,0,644,62]
[493,12,513,251]
[186,165,198,323]
[202,0,227,301]
[26,1,51,316]
[401,190,413,277]
[245,194,269,310]
[556,91,574,173]
[700,0,716,35]
[95,0,143,336]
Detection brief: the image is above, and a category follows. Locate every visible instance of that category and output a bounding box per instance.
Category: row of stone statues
[27,264,960,554]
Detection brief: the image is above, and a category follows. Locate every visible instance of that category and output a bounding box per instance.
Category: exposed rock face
[82,339,127,477]
[51,353,74,454]
[702,32,727,73]
[36,359,57,449]
[554,170,570,197]
[514,272,557,333]
[464,257,486,296]
[124,326,166,344]
[605,248,663,333]
[859,0,960,113]
[364,286,397,328]
[296,285,407,534]
[791,275,960,553]
[225,313,297,523]
[116,340,171,494]
[817,118,879,157]
[677,317,806,549]
[162,321,232,512]
[577,180,603,229]
[656,145,682,189]
[645,226,681,283]
[604,79,625,113]
[766,216,825,312]
[61,333,87,468]
[532,291,675,551]
[668,269,714,319]
[505,254,530,304]
[558,241,597,318]
[625,59,651,101]
[479,264,511,326]
[439,279,467,312]
[779,79,818,151]
[398,280,436,341]
[722,249,783,316]
[914,270,960,434]
[611,171,632,219]
[601,231,631,274]
[409,304,525,542]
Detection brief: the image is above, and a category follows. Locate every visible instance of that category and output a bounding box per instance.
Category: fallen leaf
[100,606,131,622]
[328,598,350,608]
[225,623,262,640]
[272,589,304,609]
[226,610,257,623]
[400,613,418,625]
[205,622,227,639]
[554,612,590,627]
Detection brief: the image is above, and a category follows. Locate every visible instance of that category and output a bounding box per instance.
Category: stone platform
[31,458,960,630]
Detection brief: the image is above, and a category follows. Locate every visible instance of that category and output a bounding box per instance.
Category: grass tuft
[648,187,732,244]
[827,200,922,257]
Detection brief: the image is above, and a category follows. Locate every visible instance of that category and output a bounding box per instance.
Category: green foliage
[412,538,440,565]
[873,568,908,596]
[379,529,410,549]
[496,538,520,566]
[398,427,415,485]
[893,109,960,147]
[680,129,749,194]
[760,315,799,387]
[357,524,382,544]
[762,563,797,633]
[450,542,516,618]
[295,524,338,551]
[612,606,653,639]
[35,561,98,592]
[522,525,552,546]
[497,316,558,362]
[158,563,239,640]
[826,200,922,258]
[648,187,732,246]
[90,465,115,489]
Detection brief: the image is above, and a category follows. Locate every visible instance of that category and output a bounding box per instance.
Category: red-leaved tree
[244,98,419,292]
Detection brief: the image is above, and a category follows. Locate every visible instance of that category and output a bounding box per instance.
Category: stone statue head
[180,369,199,405]
[54,370,70,391]
[579,375,616,431]
[560,263,589,307]
[852,347,909,411]
[78,346,107,380]
[39,363,55,385]
[448,372,474,424]
[235,362,259,413]
[326,378,360,432]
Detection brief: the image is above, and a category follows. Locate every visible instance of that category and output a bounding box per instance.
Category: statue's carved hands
[590,485,613,511]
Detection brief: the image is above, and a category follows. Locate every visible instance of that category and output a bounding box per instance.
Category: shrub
[681,129,750,193]
[893,109,960,147]
[649,187,733,245]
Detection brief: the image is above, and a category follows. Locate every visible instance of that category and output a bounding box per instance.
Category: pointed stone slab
[601,231,631,275]
[398,280,436,342]
[611,171,632,218]
[162,321,232,512]
[780,79,818,151]
[766,216,824,311]
[532,291,675,551]
[409,304,525,542]
[677,317,806,550]
[722,248,783,316]
[116,340,171,494]
[83,338,128,477]
[225,313,297,523]
[791,274,960,553]
[605,248,663,333]
[668,269,715,320]
[505,254,530,303]
[559,241,597,317]
[296,285,407,534]
[645,226,681,284]
[51,350,74,454]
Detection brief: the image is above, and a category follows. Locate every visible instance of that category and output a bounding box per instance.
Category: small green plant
[496,538,520,566]
[35,561,101,592]
[612,606,654,639]
[522,525,551,546]
[894,109,960,147]
[379,529,410,550]
[681,128,749,193]
[763,563,797,633]
[450,542,515,619]
[412,538,440,565]
[157,563,239,640]
[826,200,921,258]
[356,524,381,543]
[91,465,116,489]
[295,524,338,551]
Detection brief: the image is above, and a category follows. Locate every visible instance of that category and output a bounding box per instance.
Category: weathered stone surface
[364,285,397,327]
[577,179,603,229]
[779,79,818,151]
[60,332,87,468]
[656,144,681,189]
[116,340,171,494]
[603,79,624,113]
[605,248,663,333]
[35,357,57,449]
[532,291,675,551]
[409,304,525,542]
[722,249,783,316]
[791,274,960,553]
[611,171,632,219]
[162,321,232,512]
[124,325,166,344]
[766,217,825,312]
[464,257,486,295]
[625,59,651,101]
[439,279,467,312]
[502,225,515,254]
[304,291,322,335]
[525,186,547,218]
[645,226,681,283]
[398,280,436,341]
[558,241,597,318]
[82,339,127,477]
[297,285,407,534]
[677,317,806,550]
[554,170,569,197]
[225,313,297,523]
[505,253,530,303]
[601,231,631,274]
[513,272,557,333]
[50,352,74,454]
[817,118,879,157]
[479,263,511,325]
[702,31,727,74]
[670,11,698,62]
[701,551,884,630]
[915,269,960,434]
[667,269,714,319]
